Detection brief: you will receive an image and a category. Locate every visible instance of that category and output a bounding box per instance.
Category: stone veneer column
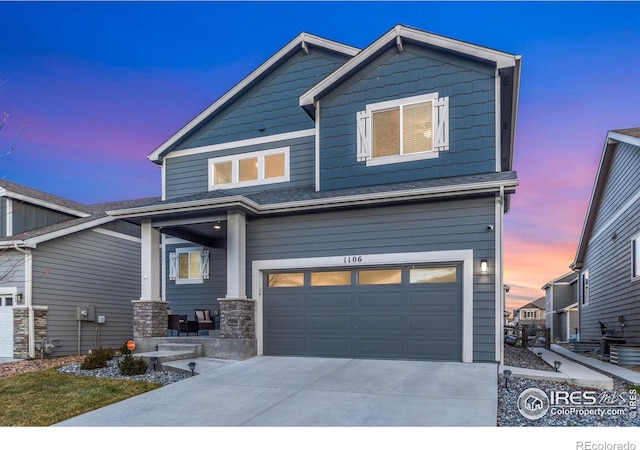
[132,300,169,338]
[13,306,48,359]
[218,298,255,339]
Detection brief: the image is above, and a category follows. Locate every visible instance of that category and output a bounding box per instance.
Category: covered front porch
[114,201,258,360]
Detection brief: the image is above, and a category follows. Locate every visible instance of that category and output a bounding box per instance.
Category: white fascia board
[23,216,115,247]
[148,34,358,163]
[300,25,520,107]
[608,131,640,148]
[167,129,314,160]
[0,190,89,218]
[573,136,617,266]
[108,178,518,219]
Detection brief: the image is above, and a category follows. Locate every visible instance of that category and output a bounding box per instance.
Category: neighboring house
[542,272,578,342]
[110,25,521,363]
[513,297,546,328]
[572,128,640,344]
[0,179,157,358]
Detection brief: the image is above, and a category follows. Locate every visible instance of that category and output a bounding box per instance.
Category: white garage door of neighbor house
[0,289,16,358]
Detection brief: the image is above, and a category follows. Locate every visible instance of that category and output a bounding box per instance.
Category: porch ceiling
[160,221,227,248]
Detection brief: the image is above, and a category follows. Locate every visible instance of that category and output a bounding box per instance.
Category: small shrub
[119,342,132,356]
[119,355,148,376]
[81,348,115,370]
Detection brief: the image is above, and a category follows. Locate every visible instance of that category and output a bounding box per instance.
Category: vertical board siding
[165,135,315,199]
[31,230,141,356]
[593,142,640,231]
[164,244,226,320]
[176,49,348,150]
[246,195,498,361]
[12,201,76,235]
[580,194,640,343]
[319,44,496,191]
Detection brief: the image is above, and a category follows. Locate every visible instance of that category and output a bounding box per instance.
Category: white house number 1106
[344,256,363,264]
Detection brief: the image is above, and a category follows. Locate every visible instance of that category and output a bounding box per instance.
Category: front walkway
[55,357,498,427]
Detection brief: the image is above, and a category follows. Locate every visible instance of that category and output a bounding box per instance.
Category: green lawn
[0,368,161,426]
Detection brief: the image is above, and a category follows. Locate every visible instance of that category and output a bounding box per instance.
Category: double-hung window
[169,247,210,284]
[356,93,449,166]
[209,147,289,190]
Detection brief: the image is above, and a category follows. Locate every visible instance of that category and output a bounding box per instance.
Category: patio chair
[194,309,215,332]
[168,314,188,336]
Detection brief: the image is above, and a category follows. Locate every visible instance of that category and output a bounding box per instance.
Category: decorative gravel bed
[499,345,639,427]
[56,359,191,386]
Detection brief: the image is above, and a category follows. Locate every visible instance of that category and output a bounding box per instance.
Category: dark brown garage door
[263,265,462,361]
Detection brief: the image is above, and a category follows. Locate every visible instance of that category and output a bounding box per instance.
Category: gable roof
[572,127,640,268]
[0,180,159,248]
[518,297,546,311]
[0,178,92,217]
[147,33,359,164]
[541,271,578,290]
[299,24,521,171]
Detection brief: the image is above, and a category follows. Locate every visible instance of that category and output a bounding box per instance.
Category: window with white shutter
[356,92,449,166]
[172,247,209,284]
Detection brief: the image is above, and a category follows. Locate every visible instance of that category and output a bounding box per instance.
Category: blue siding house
[0,179,156,358]
[572,128,640,351]
[111,25,521,363]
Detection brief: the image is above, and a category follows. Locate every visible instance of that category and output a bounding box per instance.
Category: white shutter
[200,250,210,280]
[433,96,449,151]
[169,252,178,281]
[356,110,371,161]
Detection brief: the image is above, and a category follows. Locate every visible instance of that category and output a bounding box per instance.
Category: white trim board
[252,249,475,363]
[164,129,315,161]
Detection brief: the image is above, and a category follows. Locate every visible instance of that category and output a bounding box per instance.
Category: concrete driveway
[55,356,498,427]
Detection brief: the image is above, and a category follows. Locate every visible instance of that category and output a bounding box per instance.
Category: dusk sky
[1,1,639,313]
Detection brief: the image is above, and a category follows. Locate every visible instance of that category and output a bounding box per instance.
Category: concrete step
[132,343,204,372]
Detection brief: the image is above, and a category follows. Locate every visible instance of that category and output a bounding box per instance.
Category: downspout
[13,244,35,358]
[496,187,505,364]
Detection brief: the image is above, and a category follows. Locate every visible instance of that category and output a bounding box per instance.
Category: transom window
[209,147,289,190]
[356,93,449,166]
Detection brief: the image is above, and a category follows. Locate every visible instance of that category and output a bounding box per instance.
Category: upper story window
[169,247,210,284]
[356,93,449,166]
[209,147,289,190]
[633,237,640,280]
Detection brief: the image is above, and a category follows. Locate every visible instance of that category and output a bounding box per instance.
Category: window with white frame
[169,247,210,284]
[633,237,640,279]
[581,270,589,306]
[209,147,289,190]
[356,93,449,166]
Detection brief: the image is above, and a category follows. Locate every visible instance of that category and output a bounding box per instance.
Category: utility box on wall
[76,305,95,322]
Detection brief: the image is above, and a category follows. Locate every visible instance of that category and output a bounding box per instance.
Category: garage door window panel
[410,267,457,283]
[358,268,402,285]
[268,273,304,287]
[310,271,351,286]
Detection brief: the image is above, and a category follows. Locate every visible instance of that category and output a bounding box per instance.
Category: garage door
[263,265,462,361]
[0,291,15,357]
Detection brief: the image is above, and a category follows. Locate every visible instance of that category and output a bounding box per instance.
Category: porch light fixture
[150,356,158,371]
[503,369,512,388]
[213,221,221,230]
[553,361,562,372]
[480,259,488,273]
[188,361,196,376]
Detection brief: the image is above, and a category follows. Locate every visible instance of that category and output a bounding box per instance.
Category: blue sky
[1,1,639,310]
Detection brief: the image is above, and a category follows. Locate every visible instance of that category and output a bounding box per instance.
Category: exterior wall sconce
[480,259,488,273]
[15,293,23,304]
